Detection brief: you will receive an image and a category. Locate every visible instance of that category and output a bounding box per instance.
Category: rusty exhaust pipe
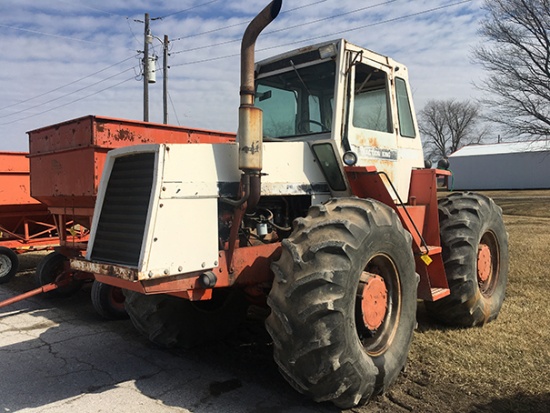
[237,0,282,210]
[240,0,282,110]
[222,1,281,209]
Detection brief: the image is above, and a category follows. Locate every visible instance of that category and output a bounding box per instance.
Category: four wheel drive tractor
[72,0,509,408]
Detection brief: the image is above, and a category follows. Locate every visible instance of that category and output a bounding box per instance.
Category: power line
[171,0,399,56]
[54,0,126,18]
[171,0,473,68]
[0,23,104,45]
[126,17,143,47]
[0,76,136,126]
[171,0,327,42]
[153,0,220,20]
[0,67,136,120]
[168,90,182,126]
[0,22,138,53]
[0,55,139,112]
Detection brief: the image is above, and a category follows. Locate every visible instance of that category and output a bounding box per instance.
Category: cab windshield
[255,60,336,139]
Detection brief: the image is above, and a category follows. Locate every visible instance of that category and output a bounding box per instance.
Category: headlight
[343,151,358,166]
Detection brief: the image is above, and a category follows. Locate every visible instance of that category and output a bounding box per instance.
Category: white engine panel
[86,141,332,280]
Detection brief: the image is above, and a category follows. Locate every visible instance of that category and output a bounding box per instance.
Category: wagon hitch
[0,282,59,309]
[0,270,81,310]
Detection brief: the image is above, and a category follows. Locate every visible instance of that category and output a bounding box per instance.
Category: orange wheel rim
[477,244,492,283]
[360,273,388,331]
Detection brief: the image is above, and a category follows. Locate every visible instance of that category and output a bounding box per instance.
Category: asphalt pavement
[0,253,336,413]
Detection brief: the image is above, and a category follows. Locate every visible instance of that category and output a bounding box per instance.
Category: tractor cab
[254,39,425,200]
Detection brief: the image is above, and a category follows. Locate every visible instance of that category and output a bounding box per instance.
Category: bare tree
[474,0,550,139]
[419,99,486,162]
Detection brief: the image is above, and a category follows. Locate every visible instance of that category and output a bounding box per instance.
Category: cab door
[346,59,401,195]
[345,56,423,201]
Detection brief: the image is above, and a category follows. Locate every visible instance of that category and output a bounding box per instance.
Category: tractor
[72,0,508,408]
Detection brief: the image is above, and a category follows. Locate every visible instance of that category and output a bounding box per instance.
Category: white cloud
[0,0,487,150]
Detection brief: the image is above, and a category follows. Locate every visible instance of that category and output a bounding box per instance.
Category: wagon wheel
[35,251,84,297]
[91,280,128,319]
[425,192,509,326]
[0,247,19,284]
[266,198,417,408]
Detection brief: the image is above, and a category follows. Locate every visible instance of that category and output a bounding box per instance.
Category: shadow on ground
[0,256,336,412]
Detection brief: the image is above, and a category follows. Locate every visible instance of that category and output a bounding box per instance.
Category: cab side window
[395,77,416,138]
[352,64,392,133]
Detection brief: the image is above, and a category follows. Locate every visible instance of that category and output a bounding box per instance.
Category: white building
[447,141,550,190]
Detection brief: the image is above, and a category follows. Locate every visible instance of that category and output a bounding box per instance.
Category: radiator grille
[90,152,155,266]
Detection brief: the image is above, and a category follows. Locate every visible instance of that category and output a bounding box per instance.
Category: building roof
[449,140,550,157]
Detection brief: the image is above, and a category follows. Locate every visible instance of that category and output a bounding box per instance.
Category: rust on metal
[75,243,281,301]
[114,129,136,142]
[71,259,139,281]
[141,243,281,293]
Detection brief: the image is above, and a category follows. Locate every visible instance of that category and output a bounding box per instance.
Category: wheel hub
[477,244,492,283]
[360,273,388,330]
[109,287,126,311]
[0,255,11,277]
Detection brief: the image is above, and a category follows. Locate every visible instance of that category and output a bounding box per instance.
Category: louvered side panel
[90,152,155,266]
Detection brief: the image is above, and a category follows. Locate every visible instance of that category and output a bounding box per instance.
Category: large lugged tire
[266,198,417,409]
[123,288,249,348]
[0,247,19,284]
[425,192,509,326]
[91,280,128,320]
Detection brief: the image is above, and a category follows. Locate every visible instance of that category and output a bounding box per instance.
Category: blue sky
[0,0,486,151]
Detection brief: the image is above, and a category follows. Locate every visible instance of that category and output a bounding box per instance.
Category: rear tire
[35,252,83,297]
[123,288,249,348]
[266,198,417,408]
[425,192,509,326]
[91,280,128,319]
[0,247,19,284]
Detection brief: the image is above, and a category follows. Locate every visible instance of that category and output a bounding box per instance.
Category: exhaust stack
[238,0,282,188]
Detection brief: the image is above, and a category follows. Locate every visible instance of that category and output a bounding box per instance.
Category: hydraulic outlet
[199,271,217,289]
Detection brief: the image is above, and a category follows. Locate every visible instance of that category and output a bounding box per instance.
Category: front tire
[124,288,249,348]
[0,247,19,284]
[425,192,509,326]
[91,280,128,319]
[266,198,417,408]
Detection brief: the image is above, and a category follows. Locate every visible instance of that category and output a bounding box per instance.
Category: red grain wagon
[0,152,58,283]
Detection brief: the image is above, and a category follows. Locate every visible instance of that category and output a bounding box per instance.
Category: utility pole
[143,13,150,122]
[163,34,169,124]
